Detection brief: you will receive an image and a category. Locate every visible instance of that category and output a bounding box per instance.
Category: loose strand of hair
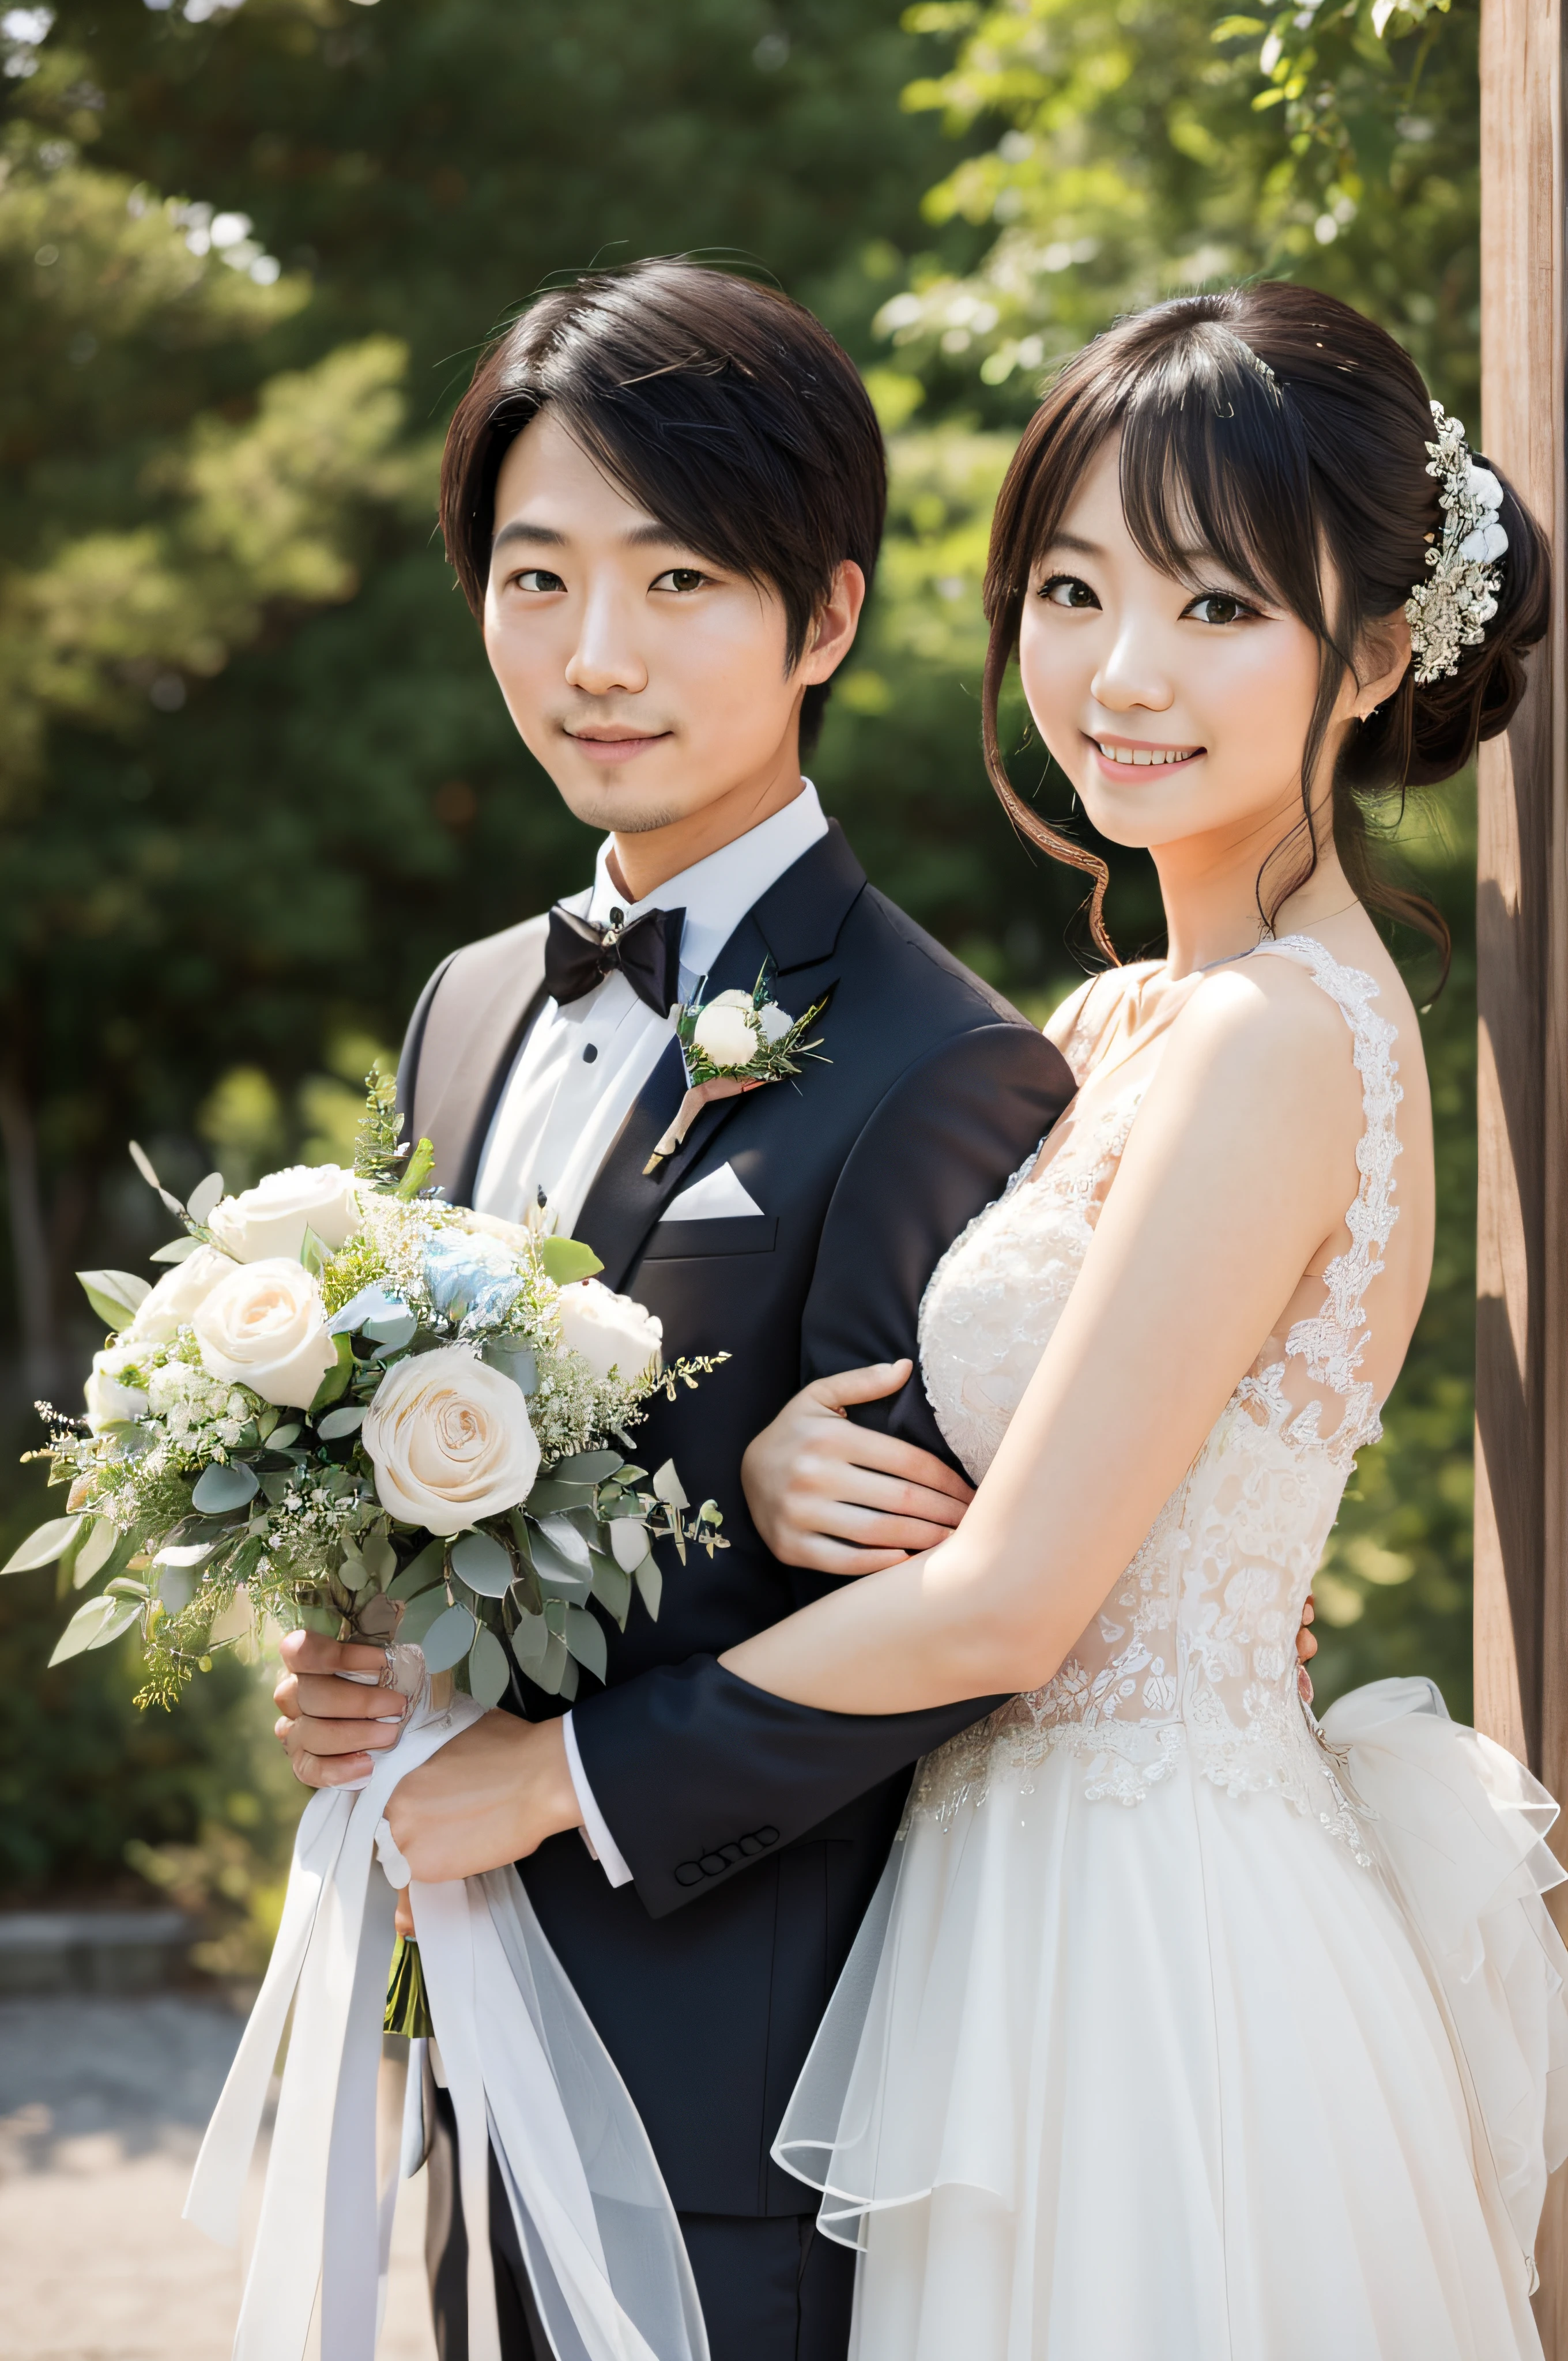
[981,627,1118,965]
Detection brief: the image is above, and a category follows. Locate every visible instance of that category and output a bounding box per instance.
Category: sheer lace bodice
[911,935,1403,1852]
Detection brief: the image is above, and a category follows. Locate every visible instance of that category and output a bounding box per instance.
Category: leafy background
[0,0,1480,1963]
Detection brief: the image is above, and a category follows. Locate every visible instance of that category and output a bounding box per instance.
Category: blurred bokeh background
[1,0,1479,1981]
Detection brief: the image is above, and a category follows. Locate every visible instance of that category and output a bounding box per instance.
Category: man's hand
[273,1628,410,1785]
[383,1711,583,1886]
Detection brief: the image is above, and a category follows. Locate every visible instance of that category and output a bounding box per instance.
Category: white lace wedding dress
[775,937,1568,2360]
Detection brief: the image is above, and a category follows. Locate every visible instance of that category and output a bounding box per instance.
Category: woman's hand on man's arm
[742,1358,973,1575]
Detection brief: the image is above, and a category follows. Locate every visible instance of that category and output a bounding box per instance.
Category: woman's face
[1017,434,1360,864]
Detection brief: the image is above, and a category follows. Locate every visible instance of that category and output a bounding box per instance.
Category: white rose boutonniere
[646,964,828,1171]
[193,1257,339,1409]
[361,1343,542,1536]
[207,1164,363,1262]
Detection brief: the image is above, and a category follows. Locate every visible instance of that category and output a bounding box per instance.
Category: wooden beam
[1477,0,1568,2328]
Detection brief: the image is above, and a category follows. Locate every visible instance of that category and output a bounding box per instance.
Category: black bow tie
[544,902,686,1018]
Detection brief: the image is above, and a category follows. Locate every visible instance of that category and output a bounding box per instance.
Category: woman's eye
[1185,591,1252,626]
[512,568,566,594]
[653,567,708,594]
[1038,574,1099,610]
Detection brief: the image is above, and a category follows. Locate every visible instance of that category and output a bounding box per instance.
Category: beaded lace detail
[909,936,1402,1861]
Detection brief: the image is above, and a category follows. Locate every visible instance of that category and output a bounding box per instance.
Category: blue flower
[421,1231,523,1327]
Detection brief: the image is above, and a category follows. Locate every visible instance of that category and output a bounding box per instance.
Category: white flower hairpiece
[1405,401,1508,686]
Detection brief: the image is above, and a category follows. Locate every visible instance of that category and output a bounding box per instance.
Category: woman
[721,282,1568,2357]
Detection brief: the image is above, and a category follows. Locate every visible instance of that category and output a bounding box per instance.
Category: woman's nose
[1091,621,1175,714]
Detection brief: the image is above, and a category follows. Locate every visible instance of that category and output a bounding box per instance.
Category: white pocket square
[662,1164,764,1221]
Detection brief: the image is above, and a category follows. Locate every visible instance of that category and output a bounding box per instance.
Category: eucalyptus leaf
[157,1563,198,1615]
[419,1602,477,1674]
[50,1592,139,1665]
[191,1462,259,1514]
[361,1530,397,1584]
[2,1515,83,1575]
[551,1449,623,1485]
[468,1625,512,1708]
[510,1609,551,1669]
[154,1538,220,1570]
[651,1459,689,1510]
[450,1530,514,1597]
[74,1517,119,1584]
[633,1556,663,1621]
[561,1605,608,1683]
[268,1423,301,1450]
[537,1513,591,1568]
[588,1551,632,1629]
[537,1236,605,1285]
[365,1308,418,1349]
[522,1479,594,1517]
[484,1341,538,1395]
[316,1405,366,1442]
[558,1654,579,1704]
[534,1632,571,1695]
[76,1268,152,1328]
[608,1517,653,1575]
[149,1235,203,1264]
[310,1336,355,1413]
[397,1582,451,1646]
[530,1525,591,1593]
[186,1172,225,1225]
[389,1539,446,1601]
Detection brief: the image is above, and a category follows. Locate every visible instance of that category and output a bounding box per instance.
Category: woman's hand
[742,1359,974,1576]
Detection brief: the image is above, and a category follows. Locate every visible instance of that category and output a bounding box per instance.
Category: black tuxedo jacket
[399,821,1074,2216]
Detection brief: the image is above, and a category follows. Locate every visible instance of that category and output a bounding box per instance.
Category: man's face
[483,410,858,845]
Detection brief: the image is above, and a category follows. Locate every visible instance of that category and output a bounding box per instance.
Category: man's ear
[798,561,867,688]
[1352,608,1413,718]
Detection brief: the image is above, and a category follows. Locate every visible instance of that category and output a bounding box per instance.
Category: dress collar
[580,780,828,984]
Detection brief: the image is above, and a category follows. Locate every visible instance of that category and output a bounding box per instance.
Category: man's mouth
[1090,735,1203,769]
[563,724,672,763]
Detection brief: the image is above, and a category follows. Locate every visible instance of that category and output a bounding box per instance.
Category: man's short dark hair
[439,260,887,752]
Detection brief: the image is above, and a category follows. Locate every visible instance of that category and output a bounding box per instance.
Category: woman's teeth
[1096,741,1197,765]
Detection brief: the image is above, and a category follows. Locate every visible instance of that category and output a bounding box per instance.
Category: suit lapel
[576,826,864,1291]
[419,923,549,1206]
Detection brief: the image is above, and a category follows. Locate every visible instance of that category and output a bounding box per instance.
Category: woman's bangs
[1115,340,1319,621]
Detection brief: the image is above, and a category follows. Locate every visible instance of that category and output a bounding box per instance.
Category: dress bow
[545,903,685,1017]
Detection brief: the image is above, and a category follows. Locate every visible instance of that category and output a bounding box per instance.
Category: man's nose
[564,583,649,697]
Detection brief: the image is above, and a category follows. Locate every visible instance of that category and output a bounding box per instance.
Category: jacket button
[674,1862,704,1887]
[756,1827,780,1847]
[738,1834,765,1857]
[698,1853,727,1877]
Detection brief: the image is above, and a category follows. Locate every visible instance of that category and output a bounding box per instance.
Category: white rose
[192,1257,338,1409]
[206,1164,363,1263]
[692,1002,759,1071]
[128,1244,235,1345]
[85,1345,149,1433]
[361,1344,541,1536]
[709,989,757,1011]
[755,1001,793,1046]
[556,1278,663,1383]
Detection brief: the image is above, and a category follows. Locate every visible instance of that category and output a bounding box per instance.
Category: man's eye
[1185,591,1252,626]
[513,568,566,593]
[1038,574,1099,610]
[652,568,708,594]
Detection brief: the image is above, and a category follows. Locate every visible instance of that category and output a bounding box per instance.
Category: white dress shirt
[473,782,830,1884]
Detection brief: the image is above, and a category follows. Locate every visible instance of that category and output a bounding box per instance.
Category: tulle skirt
[775,1681,1568,2361]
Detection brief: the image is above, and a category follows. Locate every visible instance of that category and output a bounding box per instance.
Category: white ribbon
[186,1650,708,2361]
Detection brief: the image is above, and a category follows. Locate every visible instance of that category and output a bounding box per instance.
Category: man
[276,259,1073,2358]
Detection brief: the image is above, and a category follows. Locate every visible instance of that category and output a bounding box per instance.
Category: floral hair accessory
[644,966,829,1174]
[1405,402,1509,687]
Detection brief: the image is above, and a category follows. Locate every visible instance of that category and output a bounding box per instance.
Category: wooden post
[1476,0,1568,2328]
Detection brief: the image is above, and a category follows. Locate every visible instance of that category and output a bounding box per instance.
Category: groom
[277,261,1073,2358]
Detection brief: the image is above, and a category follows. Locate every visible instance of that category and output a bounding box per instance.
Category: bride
[719,281,1567,2358]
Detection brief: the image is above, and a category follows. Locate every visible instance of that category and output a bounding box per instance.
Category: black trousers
[424,2085,855,2361]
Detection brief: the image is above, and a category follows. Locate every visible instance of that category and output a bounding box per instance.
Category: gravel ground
[0,1994,437,2360]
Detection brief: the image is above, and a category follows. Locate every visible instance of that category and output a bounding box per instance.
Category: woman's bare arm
[722,962,1365,1714]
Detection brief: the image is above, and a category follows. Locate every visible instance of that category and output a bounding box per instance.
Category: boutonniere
[644,967,830,1174]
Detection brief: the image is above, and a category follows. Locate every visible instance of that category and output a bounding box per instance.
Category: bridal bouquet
[9,1073,723,1710]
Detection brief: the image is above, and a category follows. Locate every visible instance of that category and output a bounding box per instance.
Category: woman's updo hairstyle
[982,281,1550,968]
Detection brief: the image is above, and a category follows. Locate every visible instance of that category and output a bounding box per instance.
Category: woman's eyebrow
[1041,531,1101,557]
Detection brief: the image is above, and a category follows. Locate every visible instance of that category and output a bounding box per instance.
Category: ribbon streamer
[186,1653,708,2361]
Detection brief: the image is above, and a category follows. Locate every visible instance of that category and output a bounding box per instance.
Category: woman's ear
[1352,608,1413,718]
